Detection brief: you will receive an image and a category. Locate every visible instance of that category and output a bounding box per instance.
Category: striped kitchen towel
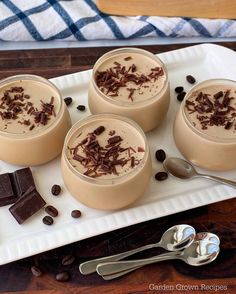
[0,0,236,41]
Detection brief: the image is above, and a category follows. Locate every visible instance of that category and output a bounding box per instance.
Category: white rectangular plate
[0,44,236,265]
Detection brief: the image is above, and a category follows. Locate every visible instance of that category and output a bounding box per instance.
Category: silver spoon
[163,157,236,188]
[79,224,195,275]
[96,233,220,279]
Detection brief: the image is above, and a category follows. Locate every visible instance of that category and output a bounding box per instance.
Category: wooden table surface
[0,42,236,294]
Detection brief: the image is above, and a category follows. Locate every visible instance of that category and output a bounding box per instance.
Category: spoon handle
[79,243,159,275]
[198,174,236,188]
[96,251,178,276]
[101,266,143,280]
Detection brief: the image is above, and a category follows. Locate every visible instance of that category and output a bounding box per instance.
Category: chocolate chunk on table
[0,173,17,207]
[9,186,46,224]
[0,168,35,207]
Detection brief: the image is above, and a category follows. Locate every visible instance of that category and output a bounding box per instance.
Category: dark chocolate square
[9,186,46,224]
[0,173,17,207]
[0,167,35,207]
[11,167,35,197]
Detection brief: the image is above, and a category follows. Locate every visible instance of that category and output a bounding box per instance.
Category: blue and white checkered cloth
[0,0,236,41]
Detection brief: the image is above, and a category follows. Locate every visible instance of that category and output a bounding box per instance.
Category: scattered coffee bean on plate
[55,271,70,282]
[155,172,168,181]
[155,149,166,162]
[45,205,58,217]
[62,255,75,266]
[71,210,81,218]
[177,91,186,102]
[175,86,184,94]
[51,184,61,196]
[186,75,196,84]
[77,105,86,111]
[31,265,43,277]
[64,97,73,106]
[42,215,54,225]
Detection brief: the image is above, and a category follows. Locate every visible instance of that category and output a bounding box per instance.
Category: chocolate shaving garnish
[78,138,88,146]
[70,128,142,178]
[107,136,122,145]
[94,126,105,136]
[124,56,132,61]
[95,60,164,100]
[109,130,115,136]
[131,64,136,72]
[214,91,223,99]
[225,120,234,130]
[23,119,30,126]
[127,88,135,101]
[131,156,135,168]
[73,154,87,163]
[137,146,145,152]
[185,89,236,130]
[29,124,35,131]
[114,61,121,67]
[0,86,55,130]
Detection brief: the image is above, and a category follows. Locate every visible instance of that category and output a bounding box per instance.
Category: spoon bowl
[180,238,219,266]
[163,157,236,188]
[163,157,197,179]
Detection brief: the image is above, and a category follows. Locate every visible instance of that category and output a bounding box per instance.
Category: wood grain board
[97,0,236,18]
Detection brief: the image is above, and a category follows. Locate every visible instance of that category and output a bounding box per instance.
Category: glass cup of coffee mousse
[61,114,152,210]
[174,79,236,171]
[0,74,71,166]
[88,48,170,132]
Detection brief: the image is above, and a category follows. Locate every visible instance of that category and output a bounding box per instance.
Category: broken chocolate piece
[0,173,16,207]
[11,167,35,197]
[0,168,35,207]
[9,186,46,224]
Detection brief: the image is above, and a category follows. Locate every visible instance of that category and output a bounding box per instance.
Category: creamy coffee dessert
[0,79,59,134]
[0,75,71,166]
[61,114,152,210]
[174,79,236,171]
[88,48,170,132]
[95,52,166,103]
[185,85,236,139]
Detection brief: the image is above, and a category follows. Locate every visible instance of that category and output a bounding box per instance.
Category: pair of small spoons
[79,224,220,280]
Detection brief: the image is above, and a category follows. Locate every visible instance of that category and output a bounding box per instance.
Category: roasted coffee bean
[64,97,73,106]
[55,271,70,282]
[45,205,58,217]
[77,105,86,111]
[62,255,75,266]
[31,265,43,277]
[186,75,196,84]
[175,86,184,93]
[94,126,105,135]
[177,91,186,102]
[155,171,168,181]
[155,149,166,162]
[42,215,54,225]
[71,210,81,218]
[51,184,61,196]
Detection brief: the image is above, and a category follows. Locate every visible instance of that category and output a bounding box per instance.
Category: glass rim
[91,47,169,107]
[181,78,236,143]
[0,74,64,139]
[62,113,150,185]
